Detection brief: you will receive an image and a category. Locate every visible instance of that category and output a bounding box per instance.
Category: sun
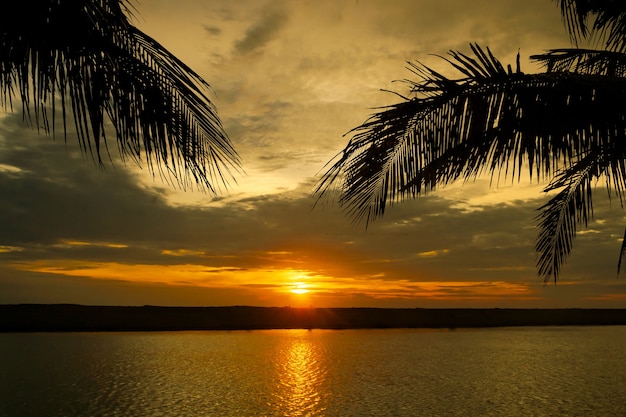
[290,282,309,295]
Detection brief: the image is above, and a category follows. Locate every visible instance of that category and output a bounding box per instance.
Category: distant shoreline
[3,304,626,332]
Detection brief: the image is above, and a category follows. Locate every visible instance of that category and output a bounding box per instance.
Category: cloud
[234,10,287,55]
[418,249,450,258]
[204,25,222,36]
[200,0,570,199]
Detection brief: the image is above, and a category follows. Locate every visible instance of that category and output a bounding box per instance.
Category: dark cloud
[234,11,287,55]
[204,25,222,36]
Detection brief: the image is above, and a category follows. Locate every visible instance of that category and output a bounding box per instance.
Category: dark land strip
[3,304,626,332]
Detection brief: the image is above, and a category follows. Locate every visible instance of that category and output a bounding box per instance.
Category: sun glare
[290,282,309,295]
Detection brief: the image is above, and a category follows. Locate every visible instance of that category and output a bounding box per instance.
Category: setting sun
[290,283,309,295]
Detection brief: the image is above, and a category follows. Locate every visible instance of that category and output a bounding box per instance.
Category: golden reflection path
[269,330,326,416]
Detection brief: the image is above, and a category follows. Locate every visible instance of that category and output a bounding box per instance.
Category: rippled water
[2,326,626,416]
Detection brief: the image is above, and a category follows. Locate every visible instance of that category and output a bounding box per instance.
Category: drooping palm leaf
[316,45,626,222]
[315,44,626,281]
[536,157,596,282]
[0,0,239,192]
[318,0,626,283]
[531,44,626,281]
[537,137,626,282]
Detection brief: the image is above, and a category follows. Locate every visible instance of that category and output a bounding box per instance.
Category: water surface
[2,326,626,416]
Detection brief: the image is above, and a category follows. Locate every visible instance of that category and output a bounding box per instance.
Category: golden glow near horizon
[10,258,544,306]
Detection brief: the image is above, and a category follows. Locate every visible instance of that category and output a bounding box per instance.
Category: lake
[2,326,626,416]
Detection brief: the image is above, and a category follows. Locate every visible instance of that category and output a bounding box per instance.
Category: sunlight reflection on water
[2,327,626,416]
[270,330,325,416]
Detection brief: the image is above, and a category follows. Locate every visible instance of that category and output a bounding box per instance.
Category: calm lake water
[2,326,626,416]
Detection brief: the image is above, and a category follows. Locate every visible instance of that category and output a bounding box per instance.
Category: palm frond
[532,48,626,76]
[315,44,626,226]
[536,157,595,283]
[0,0,239,193]
[536,137,626,282]
[557,0,626,52]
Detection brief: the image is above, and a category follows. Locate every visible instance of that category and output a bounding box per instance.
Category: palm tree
[315,0,626,283]
[0,0,239,193]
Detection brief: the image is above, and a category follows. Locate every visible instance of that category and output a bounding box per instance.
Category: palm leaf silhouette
[317,1,626,282]
[316,41,626,283]
[0,0,239,192]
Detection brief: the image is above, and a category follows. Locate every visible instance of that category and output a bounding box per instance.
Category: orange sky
[2,0,626,308]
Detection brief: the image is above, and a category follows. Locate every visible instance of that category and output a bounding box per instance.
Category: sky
[2,0,626,308]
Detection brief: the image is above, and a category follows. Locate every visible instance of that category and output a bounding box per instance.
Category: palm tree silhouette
[0,0,239,193]
[315,0,626,283]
